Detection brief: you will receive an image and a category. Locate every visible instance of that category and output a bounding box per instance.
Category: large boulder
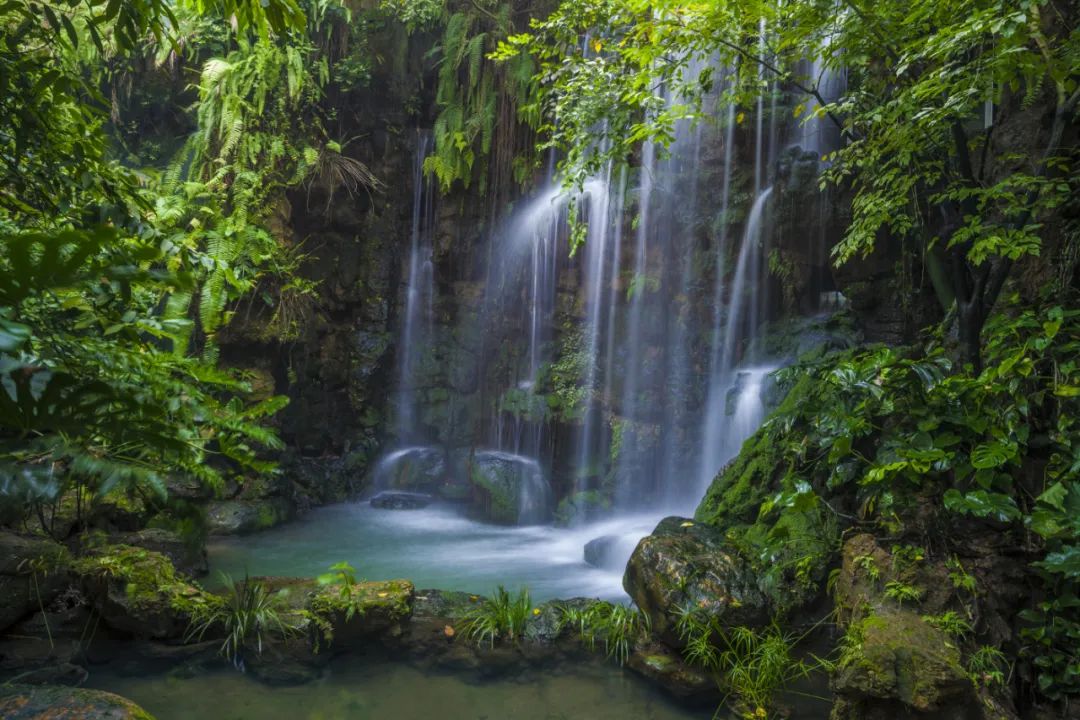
[370,446,447,495]
[72,545,221,639]
[831,609,974,718]
[0,684,155,719]
[0,533,69,634]
[465,450,551,525]
[205,498,294,536]
[623,517,770,639]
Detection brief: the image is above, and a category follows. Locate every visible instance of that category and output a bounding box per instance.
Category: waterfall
[697,187,774,492]
[395,130,436,443]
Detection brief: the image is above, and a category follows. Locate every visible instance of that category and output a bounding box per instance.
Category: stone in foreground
[0,684,155,719]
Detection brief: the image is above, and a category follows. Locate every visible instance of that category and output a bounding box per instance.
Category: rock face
[831,610,973,718]
[370,491,433,509]
[466,450,551,525]
[0,684,155,719]
[205,498,294,535]
[0,533,69,634]
[623,517,770,639]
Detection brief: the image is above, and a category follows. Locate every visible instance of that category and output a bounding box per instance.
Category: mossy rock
[0,532,70,633]
[832,609,972,715]
[466,451,550,525]
[205,498,294,536]
[72,544,222,639]
[623,517,770,639]
[694,426,780,529]
[308,578,414,647]
[0,684,155,719]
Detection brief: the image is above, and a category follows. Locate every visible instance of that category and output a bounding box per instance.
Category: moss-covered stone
[832,608,972,715]
[694,422,782,529]
[0,684,155,719]
[72,544,222,639]
[623,517,770,639]
[308,578,414,647]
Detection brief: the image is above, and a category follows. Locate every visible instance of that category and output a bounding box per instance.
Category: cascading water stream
[395,130,436,444]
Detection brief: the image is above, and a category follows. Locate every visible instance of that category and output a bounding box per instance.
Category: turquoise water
[87,660,707,720]
[209,502,669,602]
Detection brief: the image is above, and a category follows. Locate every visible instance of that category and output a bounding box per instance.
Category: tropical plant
[674,605,826,718]
[556,600,649,665]
[463,585,533,647]
[186,572,299,668]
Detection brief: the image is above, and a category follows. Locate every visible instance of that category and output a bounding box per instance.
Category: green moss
[469,466,518,525]
[307,579,414,647]
[694,426,782,528]
[73,544,221,616]
[834,609,969,711]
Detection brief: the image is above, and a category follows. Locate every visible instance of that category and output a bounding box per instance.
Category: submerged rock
[583,535,623,570]
[466,450,551,525]
[370,491,433,510]
[627,641,720,704]
[623,517,769,639]
[0,684,155,719]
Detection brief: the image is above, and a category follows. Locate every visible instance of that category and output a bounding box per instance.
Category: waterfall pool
[85,657,704,720]
[209,503,675,602]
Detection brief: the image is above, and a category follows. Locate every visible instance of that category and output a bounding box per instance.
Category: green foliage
[674,605,825,718]
[462,585,532,647]
[186,572,298,667]
[704,297,1079,700]
[556,600,649,666]
[315,561,362,621]
[883,580,924,607]
[922,611,973,639]
[424,3,538,192]
[0,1,293,533]
[381,0,444,32]
[967,645,1011,689]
